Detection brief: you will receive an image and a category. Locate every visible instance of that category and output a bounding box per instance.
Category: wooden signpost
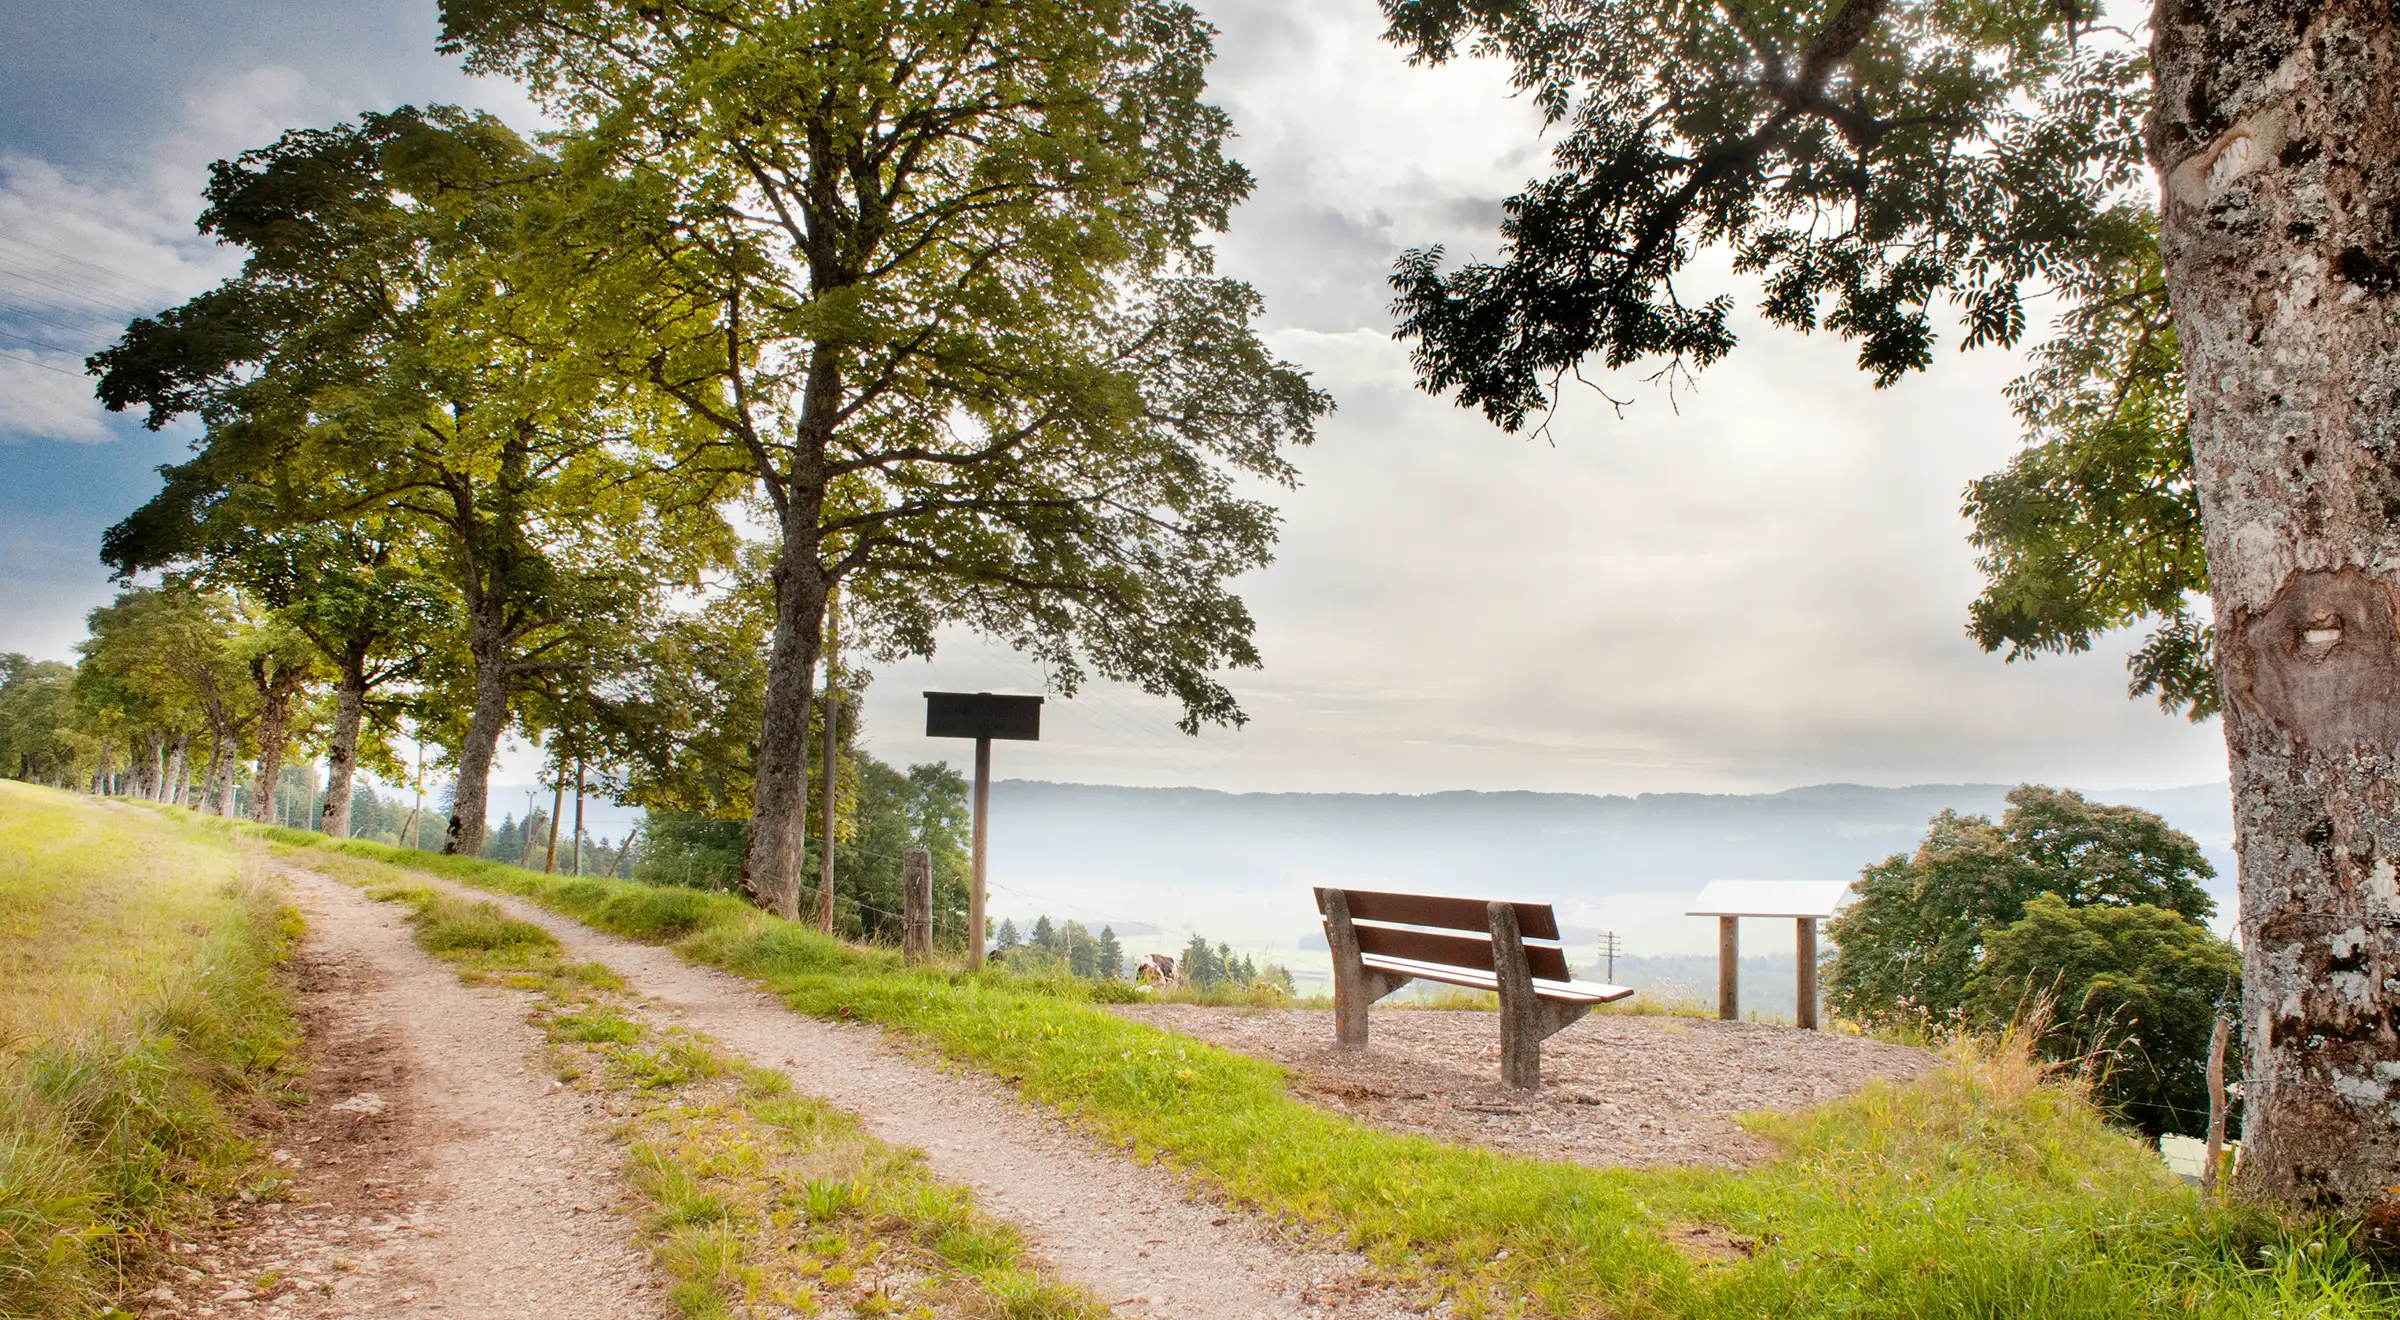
[923,691,1043,959]
[1685,879,1853,1028]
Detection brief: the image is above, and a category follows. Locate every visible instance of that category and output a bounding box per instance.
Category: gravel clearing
[1114,1005,1938,1168]
[145,863,666,1320]
[292,860,1423,1320]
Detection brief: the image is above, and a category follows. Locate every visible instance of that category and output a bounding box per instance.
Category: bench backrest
[1314,886,1576,982]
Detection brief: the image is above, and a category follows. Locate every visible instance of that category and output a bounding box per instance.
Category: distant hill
[978,780,2236,973]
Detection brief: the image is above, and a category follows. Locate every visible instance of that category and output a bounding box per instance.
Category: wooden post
[817,586,841,935]
[1320,888,1402,1047]
[1490,902,1542,1089]
[1718,915,1740,1021]
[969,735,991,962]
[2204,1016,2232,1192]
[902,847,933,965]
[1795,917,1819,1030]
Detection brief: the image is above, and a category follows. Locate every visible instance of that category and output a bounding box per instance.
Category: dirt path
[289,860,1417,1320]
[144,865,666,1320]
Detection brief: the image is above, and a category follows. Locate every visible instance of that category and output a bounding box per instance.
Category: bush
[1966,894,2240,1137]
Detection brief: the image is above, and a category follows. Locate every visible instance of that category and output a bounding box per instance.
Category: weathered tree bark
[817,586,841,935]
[2153,0,2400,1223]
[141,732,163,800]
[319,649,368,838]
[249,655,306,825]
[738,443,831,922]
[445,643,513,857]
[164,735,189,807]
[212,739,240,817]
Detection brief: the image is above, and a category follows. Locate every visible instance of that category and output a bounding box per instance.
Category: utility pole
[1597,930,1622,983]
[817,585,840,935]
[544,774,564,873]
[572,753,585,877]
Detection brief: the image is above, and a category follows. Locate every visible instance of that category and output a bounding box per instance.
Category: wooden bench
[1314,886,1635,1090]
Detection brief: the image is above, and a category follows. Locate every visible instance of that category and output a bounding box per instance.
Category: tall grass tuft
[0,785,297,1317]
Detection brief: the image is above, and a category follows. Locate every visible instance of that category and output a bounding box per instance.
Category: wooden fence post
[1795,917,1819,1030]
[2204,1016,2232,1192]
[1718,916,1740,1021]
[903,847,933,965]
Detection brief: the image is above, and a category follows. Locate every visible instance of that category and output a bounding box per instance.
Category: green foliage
[287,824,2399,1320]
[1967,895,2241,1137]
[1964,229,2212,718]
[0,656,76,784]
[1382,0,2149,429]
[1825,785,2217,1029]
[445,0,1329,744]
[91,104,731,854]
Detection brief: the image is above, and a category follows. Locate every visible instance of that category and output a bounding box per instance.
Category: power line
[0,347,84,377]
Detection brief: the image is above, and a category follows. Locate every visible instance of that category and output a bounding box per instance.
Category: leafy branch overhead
[1382,0,2152,430]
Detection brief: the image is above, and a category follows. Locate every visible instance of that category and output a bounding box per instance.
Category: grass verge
[259,825,2394,1320]
[347,867,1108,1320]
[0,785,298,1318]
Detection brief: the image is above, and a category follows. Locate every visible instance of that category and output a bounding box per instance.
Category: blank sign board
[923,691,1044,741]
[1686,879,1853,919]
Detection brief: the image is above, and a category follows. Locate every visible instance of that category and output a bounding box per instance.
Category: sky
[0,0,2232,823]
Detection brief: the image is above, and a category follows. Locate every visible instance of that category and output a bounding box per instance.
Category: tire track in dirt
[146,864,666,1320]
[290,859,1422,1320]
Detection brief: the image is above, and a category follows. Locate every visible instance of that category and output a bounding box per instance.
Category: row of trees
[990,915,1292,991]
[1826,787,2239,1138]
[994,916,1128,980]
[80,0,1326,926]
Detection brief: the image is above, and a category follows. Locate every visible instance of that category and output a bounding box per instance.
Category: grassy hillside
[0,785,297,1317]
[254,822,2394,1320]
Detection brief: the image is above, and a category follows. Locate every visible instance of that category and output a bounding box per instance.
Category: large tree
[94,108,724,855]
[444,0,1331,918]
[1382,0,2399,1215]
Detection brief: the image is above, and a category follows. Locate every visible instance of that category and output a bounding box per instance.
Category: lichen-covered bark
[444,620,514,858]
[2152,0,2400,1220]
[319,660,365,838]
[738,482,827,924]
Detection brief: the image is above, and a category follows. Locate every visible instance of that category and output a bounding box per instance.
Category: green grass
[356,871,1107,1320]
[0,785,299,1318]
[258,826,2395,1320]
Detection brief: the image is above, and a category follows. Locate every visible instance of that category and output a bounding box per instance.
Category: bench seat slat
[1360,952,1634,1005]
[1353,921,1576,983]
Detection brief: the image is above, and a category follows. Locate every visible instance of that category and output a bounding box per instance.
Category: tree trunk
[320,648,367,837]
[2153,0,2400,1223]
[572,760,584,877]
[144,732,164,800]
[250,661,299,825]
[544,779,563,872]
[164,735,189,807]
[444,617,515,857]
[211,733,240,816]
[739,488,830,921]
[818,586,841,935]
